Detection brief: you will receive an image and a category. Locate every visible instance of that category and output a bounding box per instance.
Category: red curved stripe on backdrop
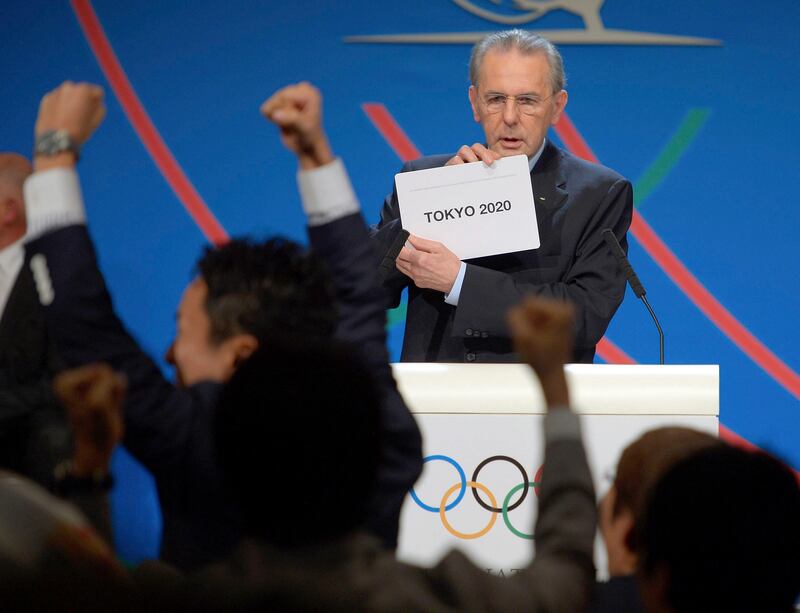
[718,424,758,451]
[70,0,229,246]
[362,103,422,162]
[596,338,636,364]
[720,425,800,480]
[554,114,800,400]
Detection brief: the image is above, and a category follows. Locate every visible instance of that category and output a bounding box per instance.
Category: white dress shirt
[0,239,24,319]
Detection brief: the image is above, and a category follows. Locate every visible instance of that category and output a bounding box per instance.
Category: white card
[395,155,540,261]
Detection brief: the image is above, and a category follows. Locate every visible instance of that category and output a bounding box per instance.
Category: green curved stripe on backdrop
[384,108,710,327]
[634,108,710,207]
[386,298,407,329]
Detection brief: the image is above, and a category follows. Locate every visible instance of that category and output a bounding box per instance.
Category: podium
[392,363,719,576]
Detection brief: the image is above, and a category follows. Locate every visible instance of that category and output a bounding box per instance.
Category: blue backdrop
[2,0,797,562]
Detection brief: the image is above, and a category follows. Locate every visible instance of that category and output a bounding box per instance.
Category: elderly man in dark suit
[373,29,632,364]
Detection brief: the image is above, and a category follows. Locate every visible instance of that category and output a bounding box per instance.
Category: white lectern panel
[391,364,719,576]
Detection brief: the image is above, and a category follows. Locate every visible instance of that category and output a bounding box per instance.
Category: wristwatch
[34,129,81,161]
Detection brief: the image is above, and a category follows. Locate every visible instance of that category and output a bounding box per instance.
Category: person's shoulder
[552,144,629,185]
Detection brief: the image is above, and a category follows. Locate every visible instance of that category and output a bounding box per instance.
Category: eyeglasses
[480,91,554,116]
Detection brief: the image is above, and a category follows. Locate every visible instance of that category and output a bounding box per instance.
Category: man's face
[468,49,567,159]
[165,278,240,387]
[0,161,29,249]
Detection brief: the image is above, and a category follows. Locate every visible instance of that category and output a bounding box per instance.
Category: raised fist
[35,81,106,146]
[261,81,333,169]
[507,296,575,378]
[53,363,126,477]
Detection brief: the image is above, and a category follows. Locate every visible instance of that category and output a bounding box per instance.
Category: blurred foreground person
[591,427,721,613]
[638,444,800,613]
[22,81,421,569]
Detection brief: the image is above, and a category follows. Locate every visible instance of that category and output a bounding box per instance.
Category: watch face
[51,131,70,150]
[36,130,78,157]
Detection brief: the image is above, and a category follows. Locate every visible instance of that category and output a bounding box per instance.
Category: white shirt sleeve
[23,167,87,241]
[296,158,360,227]
[444,261,467,306]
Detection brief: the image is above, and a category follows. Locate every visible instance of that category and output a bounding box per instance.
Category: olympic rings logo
[409,454,544,540]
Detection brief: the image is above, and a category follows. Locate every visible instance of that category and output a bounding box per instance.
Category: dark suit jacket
[25,213,422,570]
[373,142,633,363]
[589,575,645,613]
[0,264,68,491]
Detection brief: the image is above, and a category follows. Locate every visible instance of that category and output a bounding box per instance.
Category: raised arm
[52,362,125,545]
[506,297,597,611]
[261,82,422,548]
[24,82,201,479]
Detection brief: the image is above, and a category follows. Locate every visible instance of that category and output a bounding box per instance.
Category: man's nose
[502,98,520,124]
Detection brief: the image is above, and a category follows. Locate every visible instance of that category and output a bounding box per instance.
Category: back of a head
[613,427,720,550]
[638,444,800,613]
[196,237,336,346]
[215,339,382,548]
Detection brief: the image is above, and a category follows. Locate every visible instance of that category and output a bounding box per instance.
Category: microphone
[377,228,410,283]
[602,229,665,364]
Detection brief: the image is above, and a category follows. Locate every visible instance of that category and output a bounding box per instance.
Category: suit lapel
[531,141,568,211]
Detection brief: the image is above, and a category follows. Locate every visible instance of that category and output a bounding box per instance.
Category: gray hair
[469,29,566,94]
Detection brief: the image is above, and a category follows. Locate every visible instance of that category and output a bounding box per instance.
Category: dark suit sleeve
[454,178,633,357]
[369,163,413,309]
[25,226,200,481]
[308,213,422,549]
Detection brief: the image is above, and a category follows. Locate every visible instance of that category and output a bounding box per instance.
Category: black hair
[196,237,336,345]
[638,444,800,613]
[214,339,382,547]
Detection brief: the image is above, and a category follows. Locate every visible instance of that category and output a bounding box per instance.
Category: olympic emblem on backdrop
[410,454,544,540]
[345,0,721,46]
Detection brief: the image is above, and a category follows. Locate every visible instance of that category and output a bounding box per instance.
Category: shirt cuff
[443,261,467,306]
[296,158,360,227]
[544,408,582,443]
[23,167,87,241]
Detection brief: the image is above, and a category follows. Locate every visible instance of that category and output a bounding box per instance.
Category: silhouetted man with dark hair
[22,81,421,570]
[637,445,800,613]
[165,237,336,389]
[194,237,335,346]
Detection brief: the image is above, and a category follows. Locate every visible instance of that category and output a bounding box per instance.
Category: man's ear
[227,334,259,371]
[550,89,568,126]
[468,85,481,123]
[620,510,637,553]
